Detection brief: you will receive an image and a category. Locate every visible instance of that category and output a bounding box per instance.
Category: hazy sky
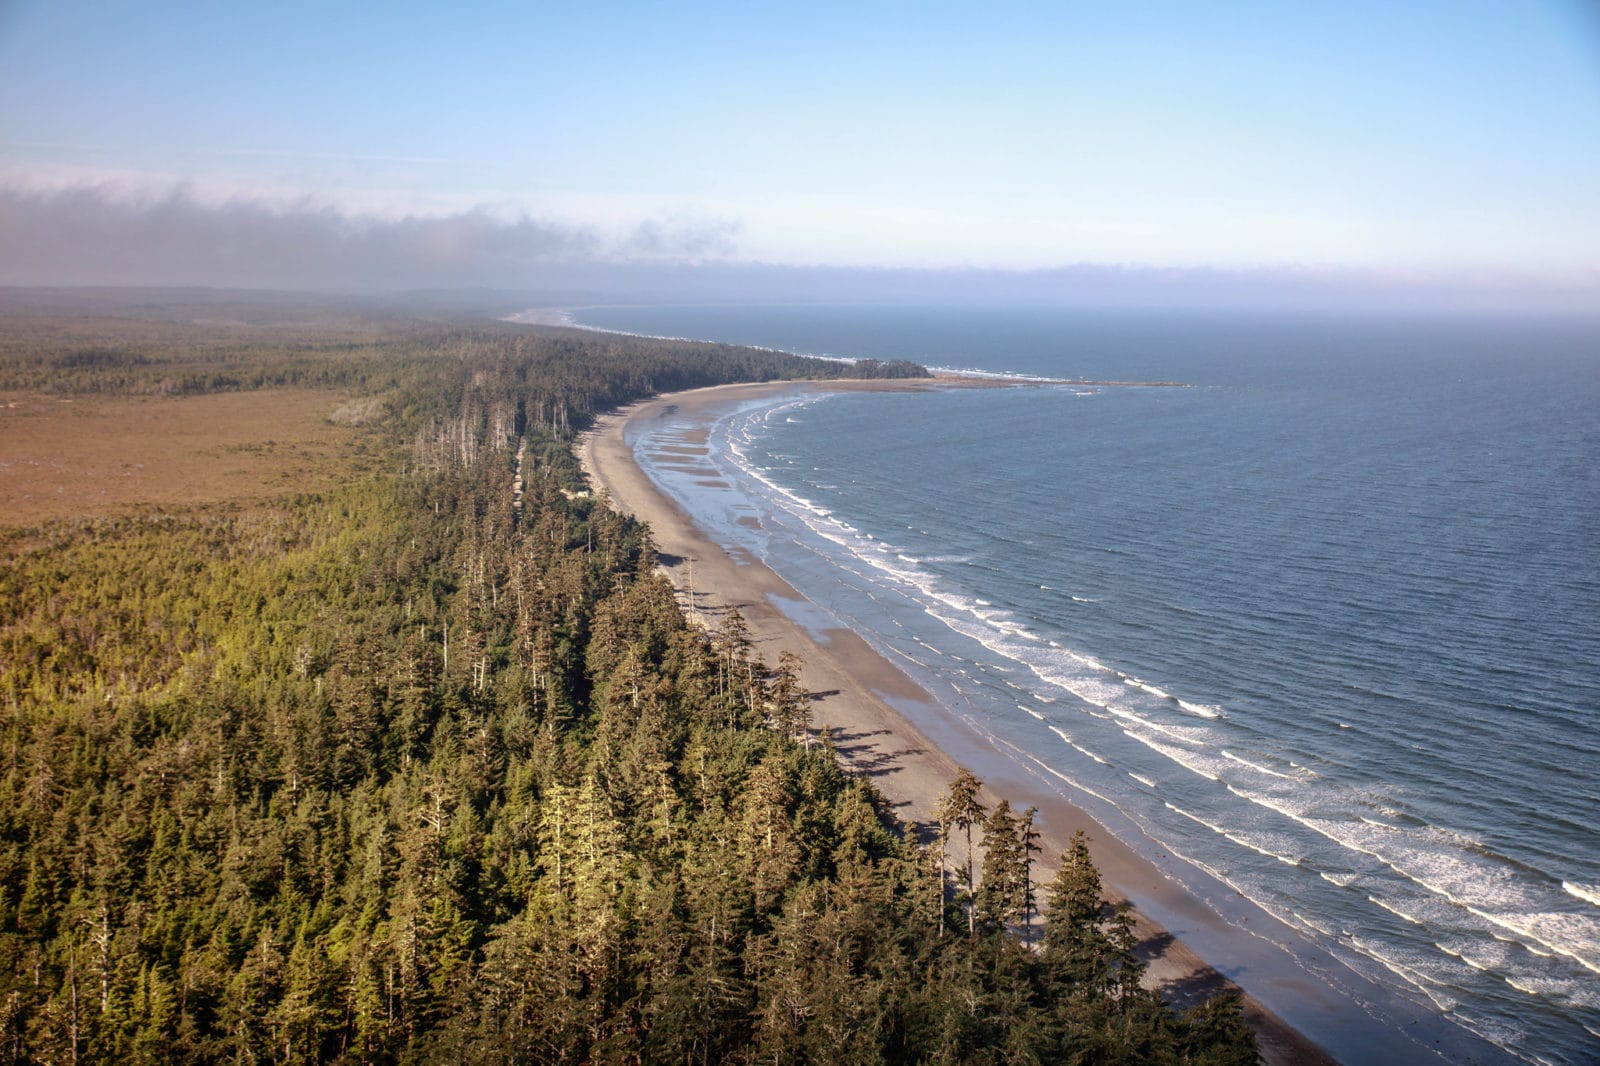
[2,1,1598,304]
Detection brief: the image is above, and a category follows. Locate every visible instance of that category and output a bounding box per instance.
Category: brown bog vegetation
[0,388,372,527]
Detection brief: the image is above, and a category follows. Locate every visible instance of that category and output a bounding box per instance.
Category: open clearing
[0,387,372,527]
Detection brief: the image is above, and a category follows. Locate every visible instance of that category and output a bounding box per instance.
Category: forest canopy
[0,303,1252,1063]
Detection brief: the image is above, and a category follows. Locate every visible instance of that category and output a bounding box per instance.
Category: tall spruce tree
[938,768,986,937]
[977,799,1026,933]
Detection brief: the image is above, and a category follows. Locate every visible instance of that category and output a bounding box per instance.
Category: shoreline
[506,306,1191,388]
[579,379,1342,1065]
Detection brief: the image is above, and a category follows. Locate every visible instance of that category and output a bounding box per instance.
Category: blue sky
[1,1,1597,300]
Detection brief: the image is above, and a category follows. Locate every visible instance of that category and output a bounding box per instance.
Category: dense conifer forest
[0,309,1254,1062]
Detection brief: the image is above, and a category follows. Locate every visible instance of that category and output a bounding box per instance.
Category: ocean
[574,304,1600,1065]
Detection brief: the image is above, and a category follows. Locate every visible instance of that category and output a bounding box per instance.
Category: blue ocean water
[579,304,1600,1064]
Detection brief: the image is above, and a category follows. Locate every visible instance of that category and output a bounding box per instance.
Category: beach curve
[579,379,1345,1065]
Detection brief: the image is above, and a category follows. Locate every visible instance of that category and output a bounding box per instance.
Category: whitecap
[1163,802,1300,864]
[1347,936,1459,1012]
[1221,749,1301,780]
[1131,733,1224,781]
[1370,895,1427,926]
[1126,677,1174,701]
[1563,881,1600,908]
[1049,725,1108,764]
[1292,911,1333,936]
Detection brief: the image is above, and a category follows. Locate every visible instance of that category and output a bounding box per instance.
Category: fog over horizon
[5,4,1597,314]
[3,183,1595,314]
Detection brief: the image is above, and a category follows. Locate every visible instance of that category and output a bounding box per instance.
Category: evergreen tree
[1019,805,1041,946]
[938,768,986,937]
[978,799,1026,934]
[768,650,809,742]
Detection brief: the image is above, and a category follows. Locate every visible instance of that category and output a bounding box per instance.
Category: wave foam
[1563,881,1600,908]
[1125,676,1172,700]
[1217,778,1600,978]
[1220,749,1297,780]
[1165,803,1301,865]
[1347,937,1460,1012]
[692,392,1600,1046]
[1050,726,1108,765]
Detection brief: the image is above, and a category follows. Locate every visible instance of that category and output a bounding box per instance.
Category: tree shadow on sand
[823,726,928,781]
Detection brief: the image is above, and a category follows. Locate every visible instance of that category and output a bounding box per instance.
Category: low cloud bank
[0,184,745,291]
[0,185,609,290]
[1,184,1593,312]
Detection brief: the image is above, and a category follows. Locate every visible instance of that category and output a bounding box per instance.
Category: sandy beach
[580,379,1344,1065]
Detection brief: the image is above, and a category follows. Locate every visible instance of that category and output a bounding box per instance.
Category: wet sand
[579,379,1354,1063]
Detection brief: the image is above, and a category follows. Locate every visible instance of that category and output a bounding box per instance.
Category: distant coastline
[507,306,1194,388]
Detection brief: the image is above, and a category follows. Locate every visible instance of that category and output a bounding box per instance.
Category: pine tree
[1044,830,1103,952]
[938,768,986,937]
[767,650,809,743]
[977,799,1025,933]
[735,755,800,914]
[1178,989,1260,1065]
[1043,829,1147,1005]
[1019,806,1041,946]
